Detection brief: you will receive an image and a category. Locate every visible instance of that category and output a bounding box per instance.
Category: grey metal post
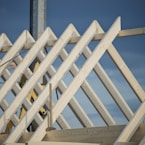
[29,1,48,132]
[29,0,47,85]
[30,0,47,40]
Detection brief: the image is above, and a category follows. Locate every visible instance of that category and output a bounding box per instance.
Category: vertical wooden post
[49,83,53,128]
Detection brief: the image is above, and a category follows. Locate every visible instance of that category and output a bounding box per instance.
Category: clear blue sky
[0,0,145,39]
[0,0,145,126]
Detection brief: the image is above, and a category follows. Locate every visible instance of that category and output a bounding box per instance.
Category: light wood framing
[0,17,145,145]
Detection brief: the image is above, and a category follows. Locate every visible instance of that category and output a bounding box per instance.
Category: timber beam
[0,27,145,52]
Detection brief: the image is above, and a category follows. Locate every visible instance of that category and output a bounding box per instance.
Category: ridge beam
[0,33,12,51]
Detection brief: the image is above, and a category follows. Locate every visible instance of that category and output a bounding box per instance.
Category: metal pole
[30,0,47,84]
[29,0,47,132]
[30,0,47,40]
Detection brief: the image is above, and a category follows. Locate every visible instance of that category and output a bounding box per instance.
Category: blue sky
[0,0,145,40]
[0,0,145,127]
[0,1,145,77]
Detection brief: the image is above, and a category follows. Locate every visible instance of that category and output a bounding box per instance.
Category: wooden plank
[15,56,70,129]
[3,24,79,144]
[34,82,70,129]
[94,62,133,120]
[61,27,145,45]
[100,21,145,103]
[118,27,145,37]
[56,82,94,127]
[46,63,94,127]
[44,125,125,144]
[0,28,56,103]
[2,124,144,144]
[56,79,94,127]
[0,54,70,132]
[85,19,134,120]
[0,27,57,127]
[5,143,26,145]
[0,31,34,75]
[27,142,101,145]
[14,125,125,144]
[114,101,145,144]
[29,17,120,142]
[1,57,49,131]
[0,33,12,51]
[0,69,20,131]
[49,83,53,128]
[0,58,43,131]
[28,20,101,142]
[56,113,71,129]
[114,142,137,145]
[1,17,144,144]
[44,124,145,144]
[107,46,145,102]
[58,48,115,125]
[52,16,120,126]
[1,27,145,52]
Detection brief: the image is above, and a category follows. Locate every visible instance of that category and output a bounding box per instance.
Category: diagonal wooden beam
[0,33,12,51]
[0,27,56,104]
[83,22,134,120]
[0,31,34,75]
[47,65,94,127]
[29,17,120,142]
[52,16,121,125]
[107,46,145,102]
[58,48,115,126]
[2,24,80,143]
[114,100,145,144]
[0,25,73,132]
[0,28,55,130]
[12,20,99,143]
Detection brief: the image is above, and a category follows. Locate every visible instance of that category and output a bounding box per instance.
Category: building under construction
[0,0,145,145]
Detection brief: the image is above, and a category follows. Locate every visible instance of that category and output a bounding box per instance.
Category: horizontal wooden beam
[5,142,101,145]
[44,124,145,144]
[70,27,145,43]
[27,142,101,145]
[0,27,145,52]
[1,124,145,144]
